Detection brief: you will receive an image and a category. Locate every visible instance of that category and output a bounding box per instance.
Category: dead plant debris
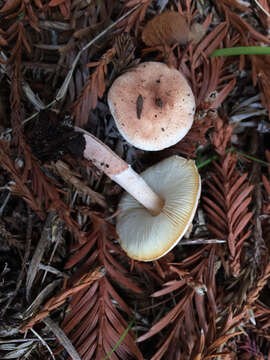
[0,0,270,359]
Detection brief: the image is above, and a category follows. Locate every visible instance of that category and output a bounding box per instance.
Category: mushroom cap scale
[116,155,201,261]
[108,62,195,151]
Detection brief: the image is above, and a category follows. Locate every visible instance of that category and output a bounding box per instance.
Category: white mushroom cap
[107,62,195,151]
[116,156,201,261]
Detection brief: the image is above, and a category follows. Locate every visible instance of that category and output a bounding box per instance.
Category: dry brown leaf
[43,317,81,360]
[122,0,151,35]
[137,289,194,343]
[203,159,254,276]
[0,0,21,13]
[25,212,57,301]
[72,48,115,126]
[21,268,104,332]
[53,160,106,208]
[142,11,205,47]
[206,331,243,353]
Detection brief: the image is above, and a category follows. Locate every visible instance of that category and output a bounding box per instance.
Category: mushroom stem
[76,128,165,216]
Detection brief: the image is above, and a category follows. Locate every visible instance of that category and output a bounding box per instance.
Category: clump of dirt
[28,111,86,163]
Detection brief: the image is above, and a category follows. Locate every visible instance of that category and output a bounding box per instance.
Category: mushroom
[116,156,201,261]
[107,61,195,151]
[29,118,200,261]
[76,129,201,261]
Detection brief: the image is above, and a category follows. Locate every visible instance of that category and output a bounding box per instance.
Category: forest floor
[0,0,270,359]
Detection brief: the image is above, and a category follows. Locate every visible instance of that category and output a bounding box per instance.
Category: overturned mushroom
[29,118,200,261]
[108,61,195,151]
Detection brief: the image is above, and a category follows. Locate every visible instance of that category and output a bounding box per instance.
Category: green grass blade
[196,147,270,169]
[103,318,135,360]
[211,46,270,57]
[234,150,270,167]
[196,155,218,169]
